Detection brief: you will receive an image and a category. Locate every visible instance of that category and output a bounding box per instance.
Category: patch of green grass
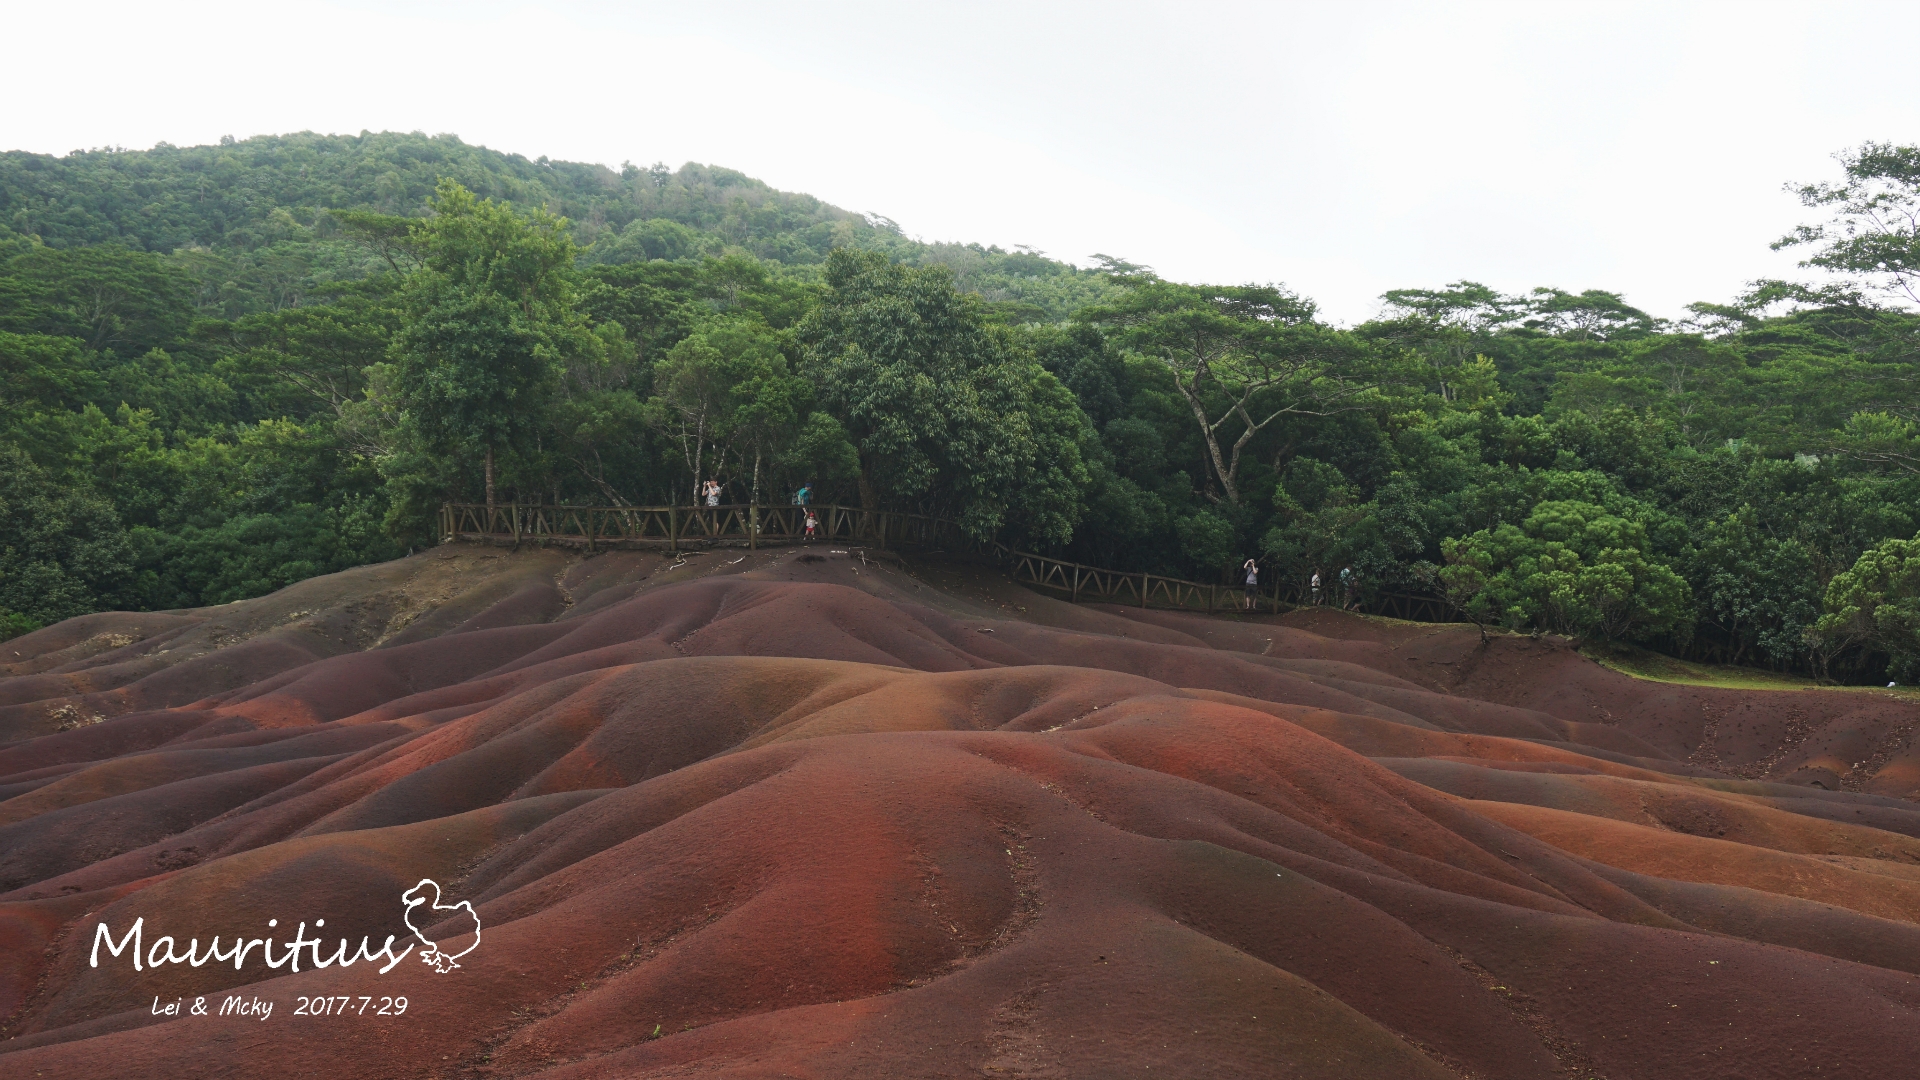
[1582,641,1920,700]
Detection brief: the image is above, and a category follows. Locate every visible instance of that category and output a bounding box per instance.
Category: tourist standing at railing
[1340,566,1355,609]
[1311,570,1322,606]
[795,483,812,506]
[1241,559,1259,610]
[804,509,818,539]
[703,479,721,507]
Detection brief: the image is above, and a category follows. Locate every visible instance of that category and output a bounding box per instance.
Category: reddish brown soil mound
[2,545,1918,1078]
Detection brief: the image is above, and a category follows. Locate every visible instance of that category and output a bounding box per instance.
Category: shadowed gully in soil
[1,544,1918,1078]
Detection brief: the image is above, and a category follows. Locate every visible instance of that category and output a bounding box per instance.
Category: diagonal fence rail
[439,502,1463,623]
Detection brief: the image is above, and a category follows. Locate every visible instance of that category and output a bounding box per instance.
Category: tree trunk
[691,427,705,507]
[1180,392,1240,504]
[750,446,761,549]
[484,445,496,512]
[856,462,877,510]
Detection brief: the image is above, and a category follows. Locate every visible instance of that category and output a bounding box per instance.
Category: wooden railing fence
[439,502,961,553]
[995,545,1462,620]
[439,502,1463,622]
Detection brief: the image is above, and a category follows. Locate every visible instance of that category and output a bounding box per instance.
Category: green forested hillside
[0,131,1110,318]
[1,132,1917,683]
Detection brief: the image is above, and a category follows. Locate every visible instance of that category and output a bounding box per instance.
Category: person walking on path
[1241,559,1260,611]
[1340,565,1355,609]
[1310,570,1322,606]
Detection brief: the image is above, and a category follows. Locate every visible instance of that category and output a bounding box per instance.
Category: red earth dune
[2,543,1918,1078]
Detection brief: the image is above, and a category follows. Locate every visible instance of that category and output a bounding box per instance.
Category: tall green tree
[0,245,195,355]
[388,180,592,510]
[1815,532,1920,682]
[1440,500,1693,643]
[1777,142,1920,306]
[799,249,990,508]
[799,248,1091,543]
[1086,276,1380,505]
[648,318,789,505]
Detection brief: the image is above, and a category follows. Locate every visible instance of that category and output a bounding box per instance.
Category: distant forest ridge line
[0,130,1116,321]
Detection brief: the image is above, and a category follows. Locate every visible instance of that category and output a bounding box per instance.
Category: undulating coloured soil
[2,544,1917,1078]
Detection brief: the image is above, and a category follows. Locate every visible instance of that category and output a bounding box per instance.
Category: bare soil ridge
[1,543,1916,1078]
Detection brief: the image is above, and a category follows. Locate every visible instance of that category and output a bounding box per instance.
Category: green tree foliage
[1776,142,1920,306]
[1834,411,1920,475]
[388,180,591,509]
[1,330,101,413]
[0,244,195,353]
[1440,500,1693,642]
[1816,533,1920,681]
[0,237,406,615]
[1689,507,1820,668]
[1086,275,1382,505]
[1261,457,1367,588]
[0,133,1115,319]
[0,444,134,627]
[3,131,1920,687]
[648,318,790,504]
[799,249,1091,543]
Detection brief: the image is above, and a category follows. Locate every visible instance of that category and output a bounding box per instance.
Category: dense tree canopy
[1816,533,1920,682]
[1440,499,1693,643]
[1085,278,1383,506]
[2,132,1918,684]
[798,248,1092,541]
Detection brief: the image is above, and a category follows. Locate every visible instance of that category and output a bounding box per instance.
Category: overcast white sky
[3,0,1913,323]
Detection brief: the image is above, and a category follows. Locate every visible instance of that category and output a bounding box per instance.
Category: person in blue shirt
[795,483,812,506]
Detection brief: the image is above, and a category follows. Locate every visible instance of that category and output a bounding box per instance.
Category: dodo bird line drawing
[401,879,481,973]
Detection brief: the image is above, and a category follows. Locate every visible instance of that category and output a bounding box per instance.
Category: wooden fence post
[668,505,678,552]
[749,502,757,551]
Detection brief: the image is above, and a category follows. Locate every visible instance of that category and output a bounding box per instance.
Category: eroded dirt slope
[1,543,1916,1079]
